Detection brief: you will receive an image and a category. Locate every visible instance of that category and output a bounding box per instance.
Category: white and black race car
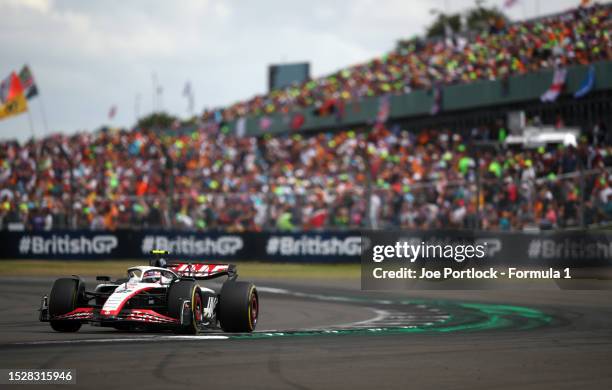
[39,250,258,334]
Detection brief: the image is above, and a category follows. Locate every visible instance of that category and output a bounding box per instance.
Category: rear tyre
[48,278,85,332]
[218,281,258,333]
[167,280,201,334]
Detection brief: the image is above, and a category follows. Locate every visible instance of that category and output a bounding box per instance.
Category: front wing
[40,297,190,328]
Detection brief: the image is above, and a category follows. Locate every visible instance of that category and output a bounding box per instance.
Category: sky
[0,0,597,141]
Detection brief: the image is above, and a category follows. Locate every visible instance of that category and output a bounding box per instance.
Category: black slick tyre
[48,278,85,332]
[167,280,202,334]
[218,281,258,333]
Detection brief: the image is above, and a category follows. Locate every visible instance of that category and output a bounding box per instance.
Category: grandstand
[207,3,611,124]
[0,3,610,233]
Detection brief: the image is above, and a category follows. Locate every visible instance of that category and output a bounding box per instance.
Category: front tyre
[48,278,85,332]
[218,281,258,333]
[167,280,202,334]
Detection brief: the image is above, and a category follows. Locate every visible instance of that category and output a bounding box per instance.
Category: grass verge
[0,260,360,280]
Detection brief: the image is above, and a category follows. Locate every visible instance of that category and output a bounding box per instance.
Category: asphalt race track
[1,277,612,389]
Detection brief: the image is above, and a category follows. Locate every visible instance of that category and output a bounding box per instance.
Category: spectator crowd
[204,3,611,122]
[0,124,610,232]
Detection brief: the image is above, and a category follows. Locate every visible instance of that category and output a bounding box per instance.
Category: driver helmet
[154,258,167,268]
[142,270,161,283]
[142,269,172,284]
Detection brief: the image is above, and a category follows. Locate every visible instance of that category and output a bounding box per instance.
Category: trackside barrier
[0,230,611,264]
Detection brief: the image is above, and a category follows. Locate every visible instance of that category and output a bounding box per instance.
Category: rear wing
[149,250,237,281]
[168,262,237,280]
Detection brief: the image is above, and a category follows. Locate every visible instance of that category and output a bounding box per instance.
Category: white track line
[256,286,393,330]
[330,309,391,329]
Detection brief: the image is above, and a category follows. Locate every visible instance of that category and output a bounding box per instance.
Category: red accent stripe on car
[101,287,153,317]
[53,307,94,320]
[117,309,180,324]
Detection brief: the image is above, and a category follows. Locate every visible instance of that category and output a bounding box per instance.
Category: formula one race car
[39,250,258,334]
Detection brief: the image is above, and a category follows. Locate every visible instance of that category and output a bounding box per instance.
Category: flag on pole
[0,72,29,121]
[183,81,194,113]
[183,81,192,97]
[376,94,390,124]
[290,113,305,130]
[259,116,272,131]
[108,105,117,119]
[0,75,10,103]
[18,65,39,99]
[574,65,595,98]
[540,68,567,102]
[430,85,442,115]
[235,117,247,137]
[444,22,454,38]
